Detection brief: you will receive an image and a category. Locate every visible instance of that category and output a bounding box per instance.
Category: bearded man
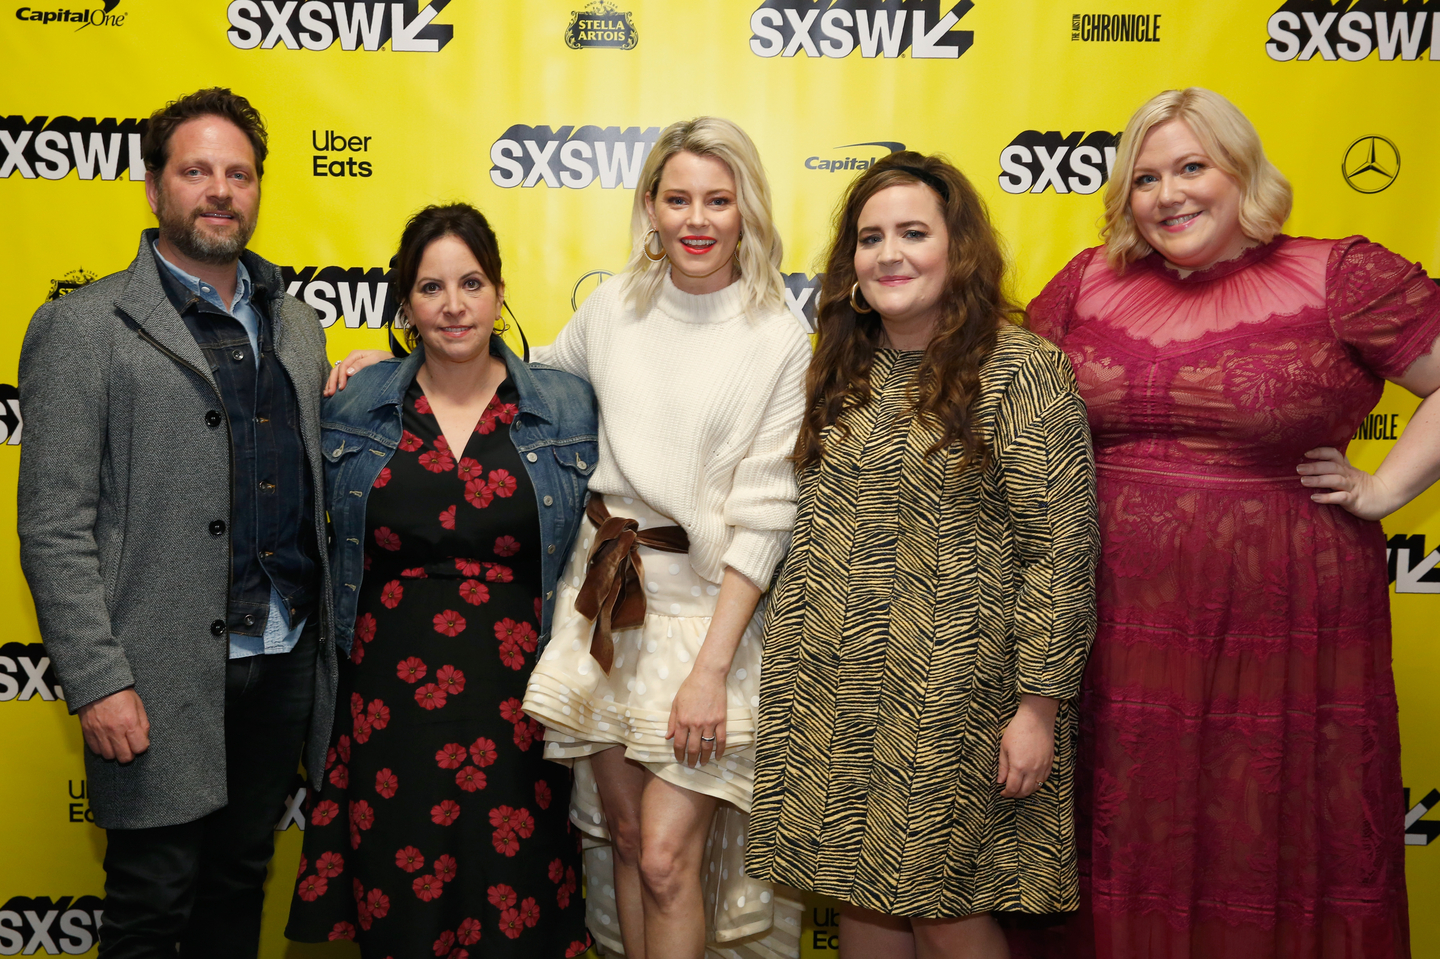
[17,88,336,959]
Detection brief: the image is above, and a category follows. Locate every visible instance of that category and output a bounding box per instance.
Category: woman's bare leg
[912,912,1009,959]
[590,746,649,959]
[636,772,718,959]
[839,904,917,959]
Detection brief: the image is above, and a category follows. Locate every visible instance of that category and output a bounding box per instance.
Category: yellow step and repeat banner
[2,1,1439,956]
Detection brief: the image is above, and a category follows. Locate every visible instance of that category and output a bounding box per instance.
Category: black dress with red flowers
[286,379,591,959]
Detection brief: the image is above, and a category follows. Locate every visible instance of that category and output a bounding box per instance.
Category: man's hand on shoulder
[78,688,151,763]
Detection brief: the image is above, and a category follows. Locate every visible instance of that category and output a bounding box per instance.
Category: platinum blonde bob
[619,117,786,317]
[1102,87,1293,272]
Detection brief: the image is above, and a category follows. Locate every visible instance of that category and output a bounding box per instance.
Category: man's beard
[155,189,257,265]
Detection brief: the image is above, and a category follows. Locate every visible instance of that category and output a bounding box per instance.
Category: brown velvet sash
[574,494,689,674]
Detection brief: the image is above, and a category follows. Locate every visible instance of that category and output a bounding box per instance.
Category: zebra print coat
[746,325,1099,917]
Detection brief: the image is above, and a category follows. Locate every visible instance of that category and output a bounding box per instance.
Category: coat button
[542,495,553,506]
[231,349,245,362]
[209,520,226,536]
[546,590,553,599]
[577,458,587,470]
[210,620,226,636]
[243,614,257,627]
[548,545,556,554]
[205,410,222,428]
[527,452,538,463]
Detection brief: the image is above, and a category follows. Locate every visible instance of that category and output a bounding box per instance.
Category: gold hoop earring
[849,282,873,314]
[733,232,743,264]
[643,229,667,262]
[494,311,510,335]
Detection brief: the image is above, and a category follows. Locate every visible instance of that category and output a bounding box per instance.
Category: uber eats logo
[490,125,659,190]
[0,115,146,181]
[1266,1,1439,61]
[226,0,453,52]
[0,644,60,702]
[282,266,389,329]
[998,130,1120,195]
[0,897,103,956]
[749,0,974,59]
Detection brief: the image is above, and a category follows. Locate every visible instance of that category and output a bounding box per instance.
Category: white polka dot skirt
[523,495,801,957]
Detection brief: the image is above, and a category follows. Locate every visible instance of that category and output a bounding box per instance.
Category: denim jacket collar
[374,338,557,425]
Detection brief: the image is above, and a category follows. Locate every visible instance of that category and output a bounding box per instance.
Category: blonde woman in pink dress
[1020,88,1440,959]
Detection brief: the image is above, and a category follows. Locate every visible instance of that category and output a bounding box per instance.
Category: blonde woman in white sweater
[522,118,810,959]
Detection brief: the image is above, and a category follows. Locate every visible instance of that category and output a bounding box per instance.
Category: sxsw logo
[749,0,974,59]
[226,0,453,52]
[283,267,389,330]
[1388,534,1440,594]
[783,272,822,332]
[998,131,1120,195]
[0,644,61,703]
[489,125,659,189]
[0,385,22,447]
[0,897,103,956]
[1265,2,1438,61]
[0,115,147,181]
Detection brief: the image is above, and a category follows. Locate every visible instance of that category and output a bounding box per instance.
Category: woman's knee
[607,809,644,866]
[638,843,694,906]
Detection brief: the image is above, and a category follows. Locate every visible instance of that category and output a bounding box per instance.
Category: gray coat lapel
[112,231,216,388]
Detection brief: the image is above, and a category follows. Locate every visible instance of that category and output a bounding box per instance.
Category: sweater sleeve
[720,331,811,589]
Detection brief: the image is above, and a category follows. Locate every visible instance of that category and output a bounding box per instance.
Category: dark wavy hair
[794,152,1023,473]
[142,87,268,177]
[391,203,505,349]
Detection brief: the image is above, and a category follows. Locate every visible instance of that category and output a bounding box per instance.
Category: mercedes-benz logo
[571,270,614,311]
[1342,136,1400,194]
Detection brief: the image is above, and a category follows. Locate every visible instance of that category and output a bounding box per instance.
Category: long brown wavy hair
[794,152,1024,473]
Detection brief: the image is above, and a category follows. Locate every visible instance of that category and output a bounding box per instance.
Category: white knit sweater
[536,272,811,588]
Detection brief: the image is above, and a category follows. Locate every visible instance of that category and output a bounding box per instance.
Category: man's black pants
[97,626,317,959]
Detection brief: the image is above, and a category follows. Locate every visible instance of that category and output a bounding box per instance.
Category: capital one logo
[226,0,453,52]
[0,897,103,956]
[489,125,659,190]
[998,131,1120,195]
[0,116,147,181]
[749,0,974,59]
[283,266,389,329]
[1265,2,1438,61]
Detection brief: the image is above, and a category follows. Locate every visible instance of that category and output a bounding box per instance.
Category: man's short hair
[142,87,269,178]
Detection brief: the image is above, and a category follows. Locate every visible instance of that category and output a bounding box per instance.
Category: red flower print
[439,504,457,529]
[499,698,525,724]
[366,699,391,730]
[451,949,470,959]
[375,768,398,798]
[414,394,432,414]
[436,664,466,695]
[436,743,466,768]
[398,657,427,683]
[297,874,328,901]
[487,884,517,910]
[433,610,466,636]
[352,714,373,744]
[489,806,518,831]
[366,887,390,919]
[565,865,577,890]
[328,921,356,941]
[350,694,364,720]
[514,621,538,652]
[328,764,349,789]
[493,830,519,857]
[493,535,520,557]
[457,916,482,945]
[338,734,352,762]
[433,930,456,956]
[374,527,401,551]
[536,780,553,810]
[352,877,364,902]
[483,563,514,583]
[566,939,589,957]
[315,851,345,878]
[469,737,498,767]
[548,858,565,884]
[349,825,361,850]
[557,884,571,909]
[499,908,523,939]
[349,641,365,666]
[456,457,483,482]
[458,579,490,605]
[432,800,461,826]
[355,613,377,643]
[476,410,498,435]
[494,619,523,644]
[519,897,540,928]
[455,557,483,577]
[363,552,372,571]
[372,467,391,489]
[512,719,535,751]
[534,596,542,622]
[464,479,495,509]
[310,800,339,826]
[490,397,519,425]
[456,766,487,793]
[433,854,458,883]
[512,807,536,839]
[419,447,455,473]
[414,874,443,902]
[498,641,525,672]
[325,746,337,771]
[356,898,374,931]
[351,799,375,831]
[415,683,448,710]
[399,430,423,452]
[395,846,425,873]
[401,566,428,579]
[380,580,404,608]
[488,469,518,498]
[297,855,308,878]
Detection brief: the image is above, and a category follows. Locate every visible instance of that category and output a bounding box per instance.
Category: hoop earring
[643,229,667,262]
[494,311,510,335]
[733,231,743,265]
[849,282,873,314]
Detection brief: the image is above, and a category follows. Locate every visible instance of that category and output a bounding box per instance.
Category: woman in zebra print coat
[746,152,1100,958]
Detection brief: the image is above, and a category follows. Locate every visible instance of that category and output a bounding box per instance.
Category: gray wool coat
[17,230,337,830]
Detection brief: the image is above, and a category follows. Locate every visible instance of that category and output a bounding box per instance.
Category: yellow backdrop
[3,1,1437,956]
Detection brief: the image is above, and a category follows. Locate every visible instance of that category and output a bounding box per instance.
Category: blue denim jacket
[322,339,598,653]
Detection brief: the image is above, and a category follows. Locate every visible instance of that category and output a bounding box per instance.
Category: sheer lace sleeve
[1326,235,1440,380]
[1027,247,1098,344]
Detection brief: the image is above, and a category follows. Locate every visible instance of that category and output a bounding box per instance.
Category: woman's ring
[700,735,716,742]
[334,360,343,366]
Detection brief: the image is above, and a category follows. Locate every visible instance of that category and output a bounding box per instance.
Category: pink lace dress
[1021,236,1440,959]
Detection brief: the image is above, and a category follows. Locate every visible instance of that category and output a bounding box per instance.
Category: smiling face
[145,115,260,265]
[406,234,503,367]
[1129,119,1252,273]
[854,182,950,344]
[643,150,742,295]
